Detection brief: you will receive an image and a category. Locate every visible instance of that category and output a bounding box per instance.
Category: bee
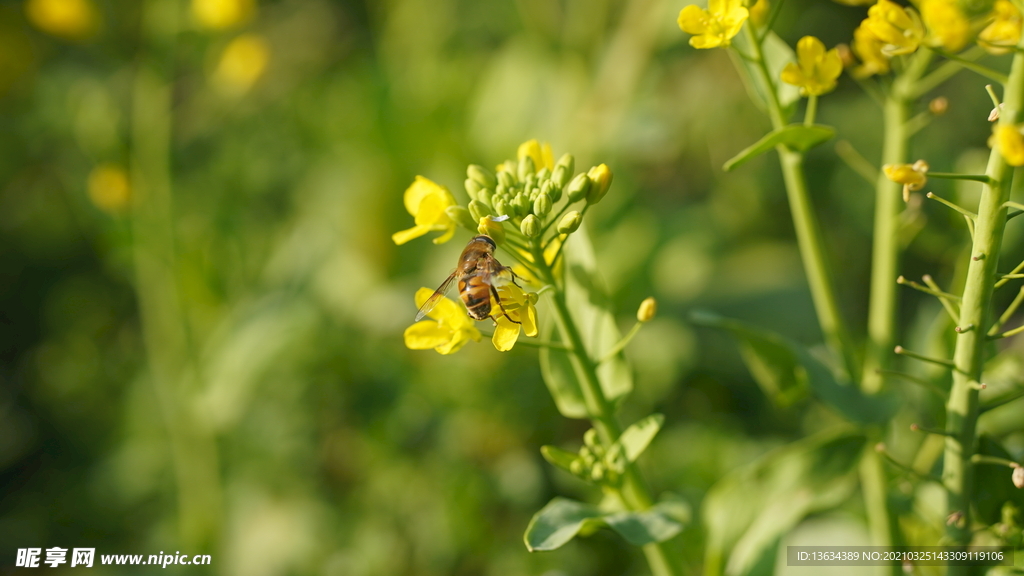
[416,235,521,323]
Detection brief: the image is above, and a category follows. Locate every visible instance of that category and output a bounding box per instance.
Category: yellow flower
[393,176,458,245]
[678,0,749,49]
[852,23,891,77]
[921,0,971,52]
[749,0,770,27]
[490,283,539,352]
[213,34,270,95]
[87,163,131,214]
[780,36,843,96]
[862,0,925,56]
[517,139,555,172]
[883,159,929,201]
[191,0,255,30]
[404,288,482,354]
[979,0,1022,54]
[25,0,99,41]
[996,125,1024,166]
[831,0,874,4]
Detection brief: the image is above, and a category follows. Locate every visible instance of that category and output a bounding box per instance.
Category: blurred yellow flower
[852,23,891,77]
[678,0,749,49]
[863,0,925,55]
[25,0,99,41]
[995,125,1024,166]
[393,176,458,245]
[921,0,971,52]
[490,283,538,352]
[883,159,929,201]
[831,0,875,5]
[749,0,770,27]
[517,139,555,172]
[780,36,843,96]
[405,288,482,355]
[979,0,1022,54]
[192,0,255,30]
[213,34,269,95]
[87,163,131,214]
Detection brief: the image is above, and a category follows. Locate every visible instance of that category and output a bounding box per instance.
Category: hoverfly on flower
[416,234,522,324]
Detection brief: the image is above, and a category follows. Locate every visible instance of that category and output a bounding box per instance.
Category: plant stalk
[942,36,1024,569]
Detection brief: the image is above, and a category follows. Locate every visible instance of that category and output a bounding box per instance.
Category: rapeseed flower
[192,0,255,29]
[920,0,971,52]
[862,0,925,56]
[517,139,555,172]
[883,160,929,201]
[780,36,843,96]
[995,125,1024,166]
[405,288,482,354]
[491,283,539,352]
[87,164,131,214]
[213,34,270,95]
[979,0,1022,54]
[678,0,749,49]
[852,23,891,77]
[25,0,99,41]
[393,176,458,245]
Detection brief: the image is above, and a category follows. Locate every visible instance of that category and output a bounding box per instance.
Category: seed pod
[534,193,552,217]
[566,173,591,202]
[521,214,540,238]
[586,164,613,204]
[446,205,478,231]
[557,210,582,234]
[468,199,492,221]
[637,297,657,322]
[467,164,497,189]
[477,216,505,244]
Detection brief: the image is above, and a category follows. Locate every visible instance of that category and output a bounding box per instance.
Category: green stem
[804,94,818,126]
[942,33,1024,569]
[534,242,684,576]
[743,24,857,381]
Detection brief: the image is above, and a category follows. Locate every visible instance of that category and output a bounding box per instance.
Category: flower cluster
[395,140,613,354]
[677,0,750,49]
[849,0,1022,78]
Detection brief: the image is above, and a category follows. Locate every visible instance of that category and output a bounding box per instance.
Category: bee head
[472,235,497,250]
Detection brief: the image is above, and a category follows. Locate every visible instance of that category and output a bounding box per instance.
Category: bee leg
[506,266,523,288]
[489,285,521,324]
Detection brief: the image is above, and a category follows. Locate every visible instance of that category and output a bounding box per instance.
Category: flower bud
[513,193,532,218]
[518,155,535,181]
[520,214,540,238]
[1014,466,1024,489]
[569,459,584,476]
[467,164,497,189]
[583,428,598,449]
[637,297,657,322]
[536,167,551,182]
[929,96,949,116]
[541,179,561,203]
[478,187,493,206]
[446,205,478,231]
[557,210,582,234]
[478,216,505,244]
[468,199,492,221]
[497,169,516,189]
[586,164,613,204]
[555,153,574,177]
[533,193,552,217]
[464,178,483,200]
[590,464,605,482]
[493,197,510,217]
[566,173,591,202]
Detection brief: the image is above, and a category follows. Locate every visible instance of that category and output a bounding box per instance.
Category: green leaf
[605,497,692,546]
[618,414,665,462]
[538,231,633,419]
[524,497,604,551]
[723,125,836,172]
[730,31,800,115]
[703,429,868,576]
[540,445,580,474]
[690,311,895,425]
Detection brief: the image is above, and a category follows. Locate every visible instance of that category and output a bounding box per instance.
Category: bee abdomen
[460,278,492,320]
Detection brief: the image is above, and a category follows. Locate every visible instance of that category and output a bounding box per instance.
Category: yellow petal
[403,176,451,216]
[690,34,723,49]
[796,36,825,65]
[997,125,1024,166]
[678,5,709,34]
[541,143,555,171]
[492,317,521,352]
[780,62,806,88]
[405,321,453,350]
[432,224,455,245]
[412,189,453,227]
[392,225,431,245]
[521,304,538,338]
[435,327,478,355]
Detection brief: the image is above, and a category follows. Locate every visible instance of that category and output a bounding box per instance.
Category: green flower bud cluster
[566,429,627,486]
[452,149,614,246]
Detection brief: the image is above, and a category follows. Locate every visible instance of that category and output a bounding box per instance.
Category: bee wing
[479,254,513,287]
[415,270,458,321]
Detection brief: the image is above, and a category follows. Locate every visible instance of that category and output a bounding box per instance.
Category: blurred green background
[2,0,1023,574]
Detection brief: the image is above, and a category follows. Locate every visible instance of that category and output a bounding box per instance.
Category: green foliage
[525,496,691,551]
[730,31,800,117]
[723,125,836,172]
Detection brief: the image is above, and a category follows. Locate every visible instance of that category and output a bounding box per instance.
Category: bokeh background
[2,0,1023,574]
